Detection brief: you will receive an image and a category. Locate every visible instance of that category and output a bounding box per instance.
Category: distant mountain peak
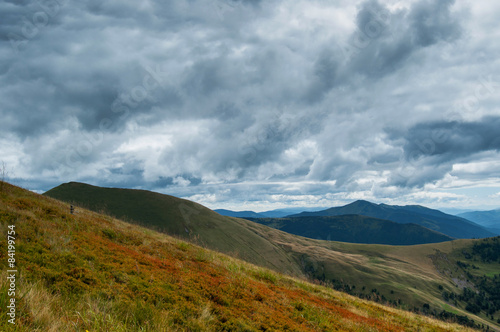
[287,200,495,239]
[348,200,377,206]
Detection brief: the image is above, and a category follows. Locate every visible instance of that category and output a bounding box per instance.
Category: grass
[41,182,500,329]
[43,182,304,275]
[0,181,482,331]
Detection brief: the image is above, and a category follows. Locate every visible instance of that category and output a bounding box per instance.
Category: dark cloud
[304,49,339,102]
[343,0,462,79]
[403,116,500,161]
[385,117,500,188]
[1,0,499,209]
[409,0,462,47]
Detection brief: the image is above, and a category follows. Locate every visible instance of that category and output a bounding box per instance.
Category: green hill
[0,181,482,331]
[43,182,500,329]
[289,200,494,239]
[43,182,302,276]
[248,215,454,245]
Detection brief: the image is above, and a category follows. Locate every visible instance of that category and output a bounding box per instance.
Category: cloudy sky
[1,0,500,211]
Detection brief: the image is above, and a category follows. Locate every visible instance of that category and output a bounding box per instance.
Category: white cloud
[489,192,500,199]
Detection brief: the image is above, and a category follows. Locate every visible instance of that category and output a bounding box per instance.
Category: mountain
[488,227,500,235]
[441,208,475,215]
[261,207,327,218]
[288,200,495,239]
[214,209,265,218]
[248,215,454,245]
[215,207,325,219]
[458,209,500,227]
[43,182,500,329]
[5,182,481,331]
[458,210,500,235]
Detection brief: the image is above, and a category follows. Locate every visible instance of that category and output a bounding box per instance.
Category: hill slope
[0,182,479,331]
[44,182,302,276]
[289,200,494,239]
[43,182,500,329]
[248,215,454,245]
[459,209,500,229]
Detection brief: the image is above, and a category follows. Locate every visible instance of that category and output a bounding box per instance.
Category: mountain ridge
[215,207,325,218]
[248,214,454,245]
[459,209,500,228]
[214,209,266,218]
[288,200,494,239]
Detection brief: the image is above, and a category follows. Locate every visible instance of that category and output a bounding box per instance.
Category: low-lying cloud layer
[1,0,499,210]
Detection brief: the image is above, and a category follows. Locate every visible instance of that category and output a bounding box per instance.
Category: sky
[1,0,500,212]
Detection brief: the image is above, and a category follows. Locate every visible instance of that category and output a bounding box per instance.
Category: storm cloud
[403,117,500,160]
[1,0,500,210]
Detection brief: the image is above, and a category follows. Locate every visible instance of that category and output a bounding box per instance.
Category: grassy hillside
[248,215,454,245]
[43,182,500,329]
[43,182,302,276]
[242,220,500,329]
[0,182,481,331]
[290,200,494,239]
